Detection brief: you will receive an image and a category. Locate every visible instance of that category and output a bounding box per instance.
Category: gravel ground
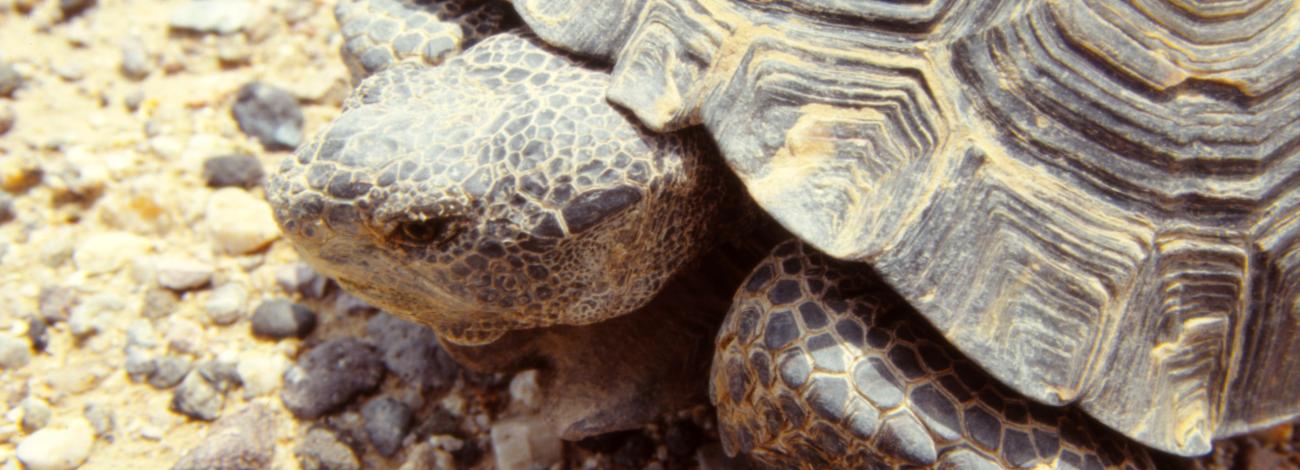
[0,1,1294,469]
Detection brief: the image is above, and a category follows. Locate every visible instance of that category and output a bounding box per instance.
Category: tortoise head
[266,33,735,344]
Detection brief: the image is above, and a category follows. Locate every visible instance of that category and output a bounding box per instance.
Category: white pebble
[508,370,541,411]
[0,335,31,369]
[204,283,247,325]
[74,232,152,274]
[237,353,288,397]
[155,257,214,290]
[206,188,281,255]
[490,417,561,470]
[16,418,95,470]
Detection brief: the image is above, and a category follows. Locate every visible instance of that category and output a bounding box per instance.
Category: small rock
[173,371,224,421]
[205,283,247,325]
[119,36,152,80]
[0,61,21,97]
[27,317,50,352]
[156,257,214,291]
[296,427,360,470]
[203,154,263,188]
[250,298,316,339]
[362,396,412,457]
[280,337,384,419]
[206,187,280,254]
[46,365,109,394]
[164,318,206,354]
[0,105,13,136]
[508,370,540,411]
[236,353,287,397]
[141,287,179,319]
[170,0,258,34]
[232,81,303,150]
[172,404,275,470]
[196,359,242,392]
[58,0,95,19]
[40,233,75,267]
[216,40,252,67]
[150,356,192,389]
[490,417,562,470]
[83,403,115,438]
[123,89,145,111]
[0,335,31,369]
[53,61,84,81]
[276,262,328,298]
[126,320,158,348]
[125,347,157,382]
[68,294,122,339]
[20,398,52,432]
[38,285,78,323]
[413,406,460,438]
[365,313,460,393]
[15,418,95,470]
[74,231,152,274]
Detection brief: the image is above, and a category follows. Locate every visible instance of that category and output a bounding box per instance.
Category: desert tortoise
[267,0,1300,468]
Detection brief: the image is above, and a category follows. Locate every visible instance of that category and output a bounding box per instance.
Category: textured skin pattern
[511,0,1300,455]
[335,0,506,81]
[267,31,744,344]
[713,240,1156,469]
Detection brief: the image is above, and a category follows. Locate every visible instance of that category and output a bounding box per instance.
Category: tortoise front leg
[711,240,1154,469]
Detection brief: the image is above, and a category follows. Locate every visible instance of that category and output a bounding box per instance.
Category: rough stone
[164,318,206,354]
[74,231,152,274]
[170,0,258,34]
[362,396,413,457]
[119,35,152,80]
[0,61,21,97]
[250,298,317,339]
[173,371,224,421]
[296,427,360,470]
[150,356,192,389]
[172,404,275,470]
[15,418,95,470]
[276,262,328,298]
[141,287,179,319]
[365,313,459,393]
[0,335,31,369]
[203,154,264,188]
[281,337,384,419]
[156,257,214,291]
[206,188,280,254]
[508,370,540,411]
[125,347,157,382]
[232,81,303,150]
[490,417,562,470]
[205,283,247,325]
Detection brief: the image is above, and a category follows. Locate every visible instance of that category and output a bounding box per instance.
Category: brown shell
[509,0,1300,456]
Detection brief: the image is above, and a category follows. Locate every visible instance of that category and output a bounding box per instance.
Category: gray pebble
[0,105,13,137]
[366,313,460,393]
[119,36,152,80]
[124,347,157,382]
[173,371,224,421]
[0,62,21,97]
[172,404,275,470]
[84,403,115,438]
[27,317,49,352]
[150,356,192,389]
[276,262,329,298]
[126,320,158,348]
[250,298,317,339]
[296,427,360,470]
[124,89,145,111]
[0,335,32,369]
[20,398,51,432]
[204,283,247,326]
[39,285,78,323]
[196,359,242,392]
[281,337,384,419]
[141,287,178,319]
[362,396,412,457]
[232,81,302,151]
[202,154,264,188]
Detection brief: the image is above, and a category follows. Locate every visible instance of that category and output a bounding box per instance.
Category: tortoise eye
[393,217,459,248]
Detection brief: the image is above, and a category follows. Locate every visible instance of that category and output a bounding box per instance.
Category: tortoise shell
[509,0,1300,456]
